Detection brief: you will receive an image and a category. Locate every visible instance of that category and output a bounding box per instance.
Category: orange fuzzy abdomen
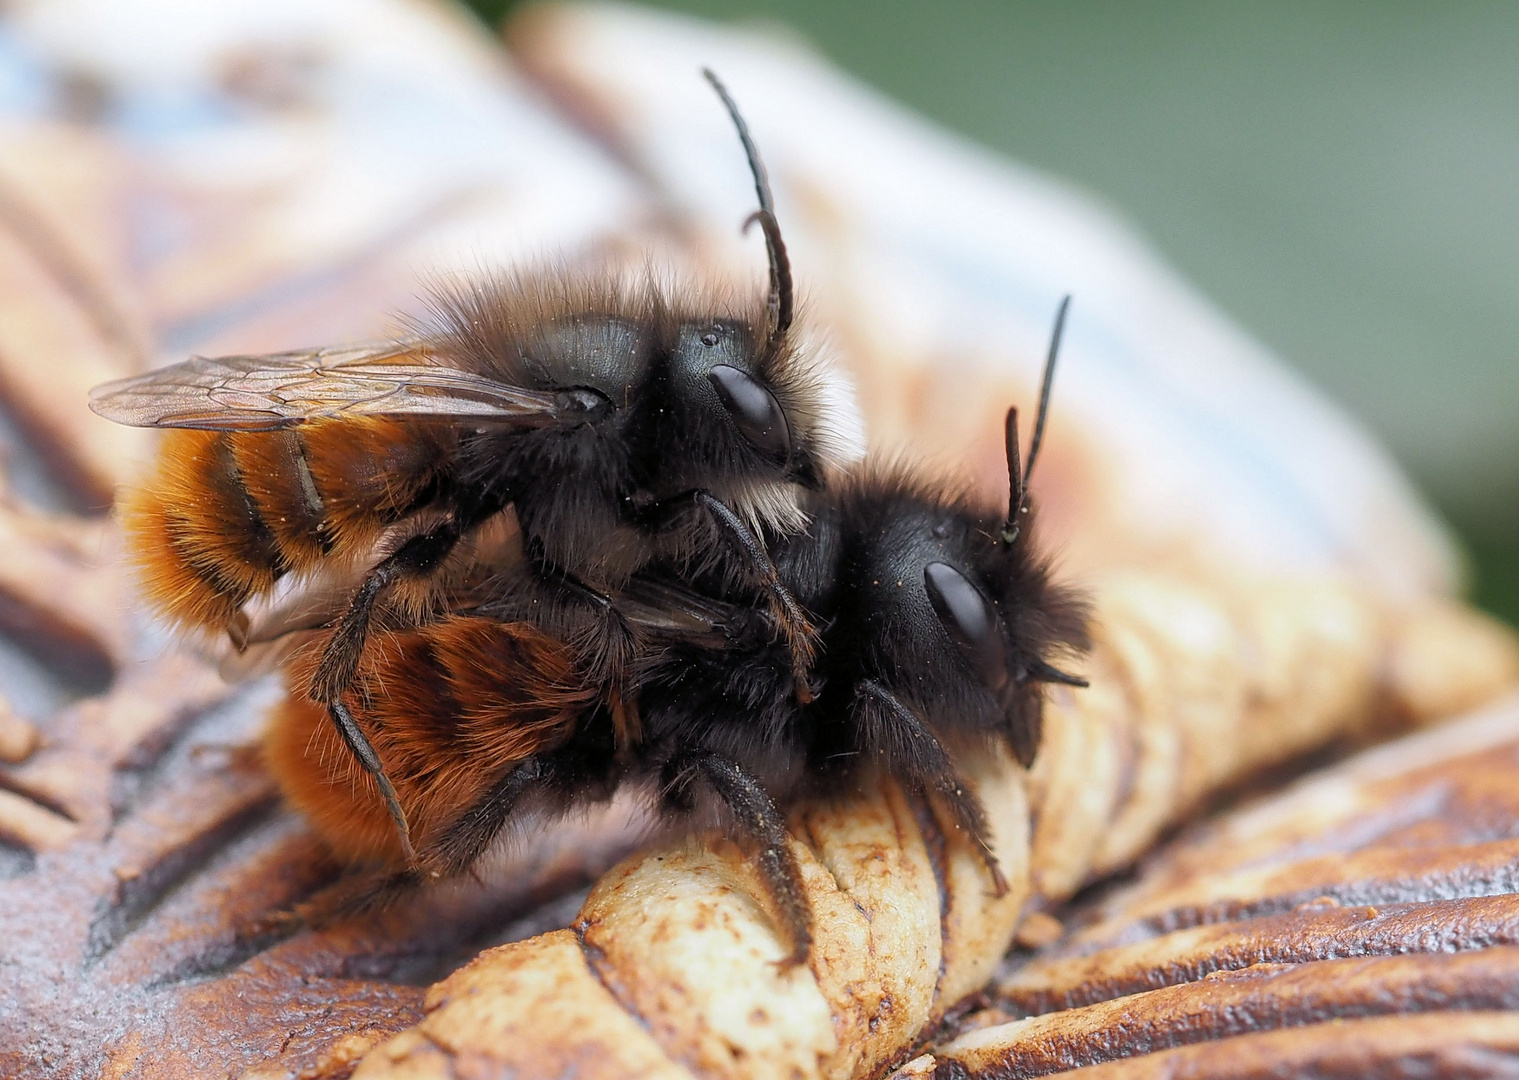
[120,419,457,636]
[265,615,593,866]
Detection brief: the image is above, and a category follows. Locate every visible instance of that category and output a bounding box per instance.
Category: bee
[280,301,1088,968]
[89,71,861,861]
[625,297,1090,963]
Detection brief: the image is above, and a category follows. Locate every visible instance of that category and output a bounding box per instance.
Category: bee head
[652,70,864,534]
[841,297,1086,767]
[827,478,1078,770]
[920,508,1089,768]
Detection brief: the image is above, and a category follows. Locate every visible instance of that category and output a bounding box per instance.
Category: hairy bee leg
[548,570,638,696]
[649,489,819,702]
[309,521,465,702]
[425,758,543,878]
[309,519,467,861]
[691,491,818,698]
[290,761,553,929]
[855,679,1008,896]
[284,746,603,931]
[664,750,812,969]
[331,699,416,864]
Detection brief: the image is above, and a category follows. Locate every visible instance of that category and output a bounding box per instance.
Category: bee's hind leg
[425,758,546,879]
[282,758,554,932]
[284,729,614,933]
[309,520,466,703]
[662,749,813,969]
[328,700,416,864]
[308,519,471,862]
[424,726,620,881]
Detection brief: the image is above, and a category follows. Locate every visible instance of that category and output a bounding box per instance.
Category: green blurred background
[476,0,1518,624]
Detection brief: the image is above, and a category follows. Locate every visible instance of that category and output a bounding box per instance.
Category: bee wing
[88,339,566,431]
[617,576,748,648]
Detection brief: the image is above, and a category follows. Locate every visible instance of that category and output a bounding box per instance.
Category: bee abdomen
[229,429,333,568]
[295,417,458,553]
[123,419,460,634]
[266,616,591,866]
[123,429,288,633]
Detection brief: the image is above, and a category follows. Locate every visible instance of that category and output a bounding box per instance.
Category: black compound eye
[708,363,792,462]
[924,561,1010,693]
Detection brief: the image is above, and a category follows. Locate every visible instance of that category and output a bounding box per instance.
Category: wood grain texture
[351,574,1515,1080]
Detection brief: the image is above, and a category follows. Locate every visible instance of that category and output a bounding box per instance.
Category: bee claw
[227,610,250,653]
[771,943,812,974]
[794,673,825,705]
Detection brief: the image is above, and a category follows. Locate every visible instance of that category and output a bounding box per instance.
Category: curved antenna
[702,68,793,347]
[1002,295,1071,544]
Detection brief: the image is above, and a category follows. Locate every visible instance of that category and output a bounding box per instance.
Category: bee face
[839,498,1011,715]
[923,559,1011,694]
[666,317,798,470]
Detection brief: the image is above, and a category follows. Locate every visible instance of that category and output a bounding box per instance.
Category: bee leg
[331,699,415,864]
[663,750,812,969]
[295,763,546,928]
[548,570,638,699]
[646,490,820,702]
[309,521,465,702]
[289,864,428,929]
[854,679,1008,896]
[309,520,468,861]
[284,741,613,930]
[691,491,818,699]
[424,758,544,878]
[465,566,639,712]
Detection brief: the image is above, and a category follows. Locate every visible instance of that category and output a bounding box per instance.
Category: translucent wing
[88,339,566,431]
[616,575,749,649]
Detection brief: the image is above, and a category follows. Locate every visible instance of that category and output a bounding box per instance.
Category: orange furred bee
[266,615,597,870]
[90,71,863,861]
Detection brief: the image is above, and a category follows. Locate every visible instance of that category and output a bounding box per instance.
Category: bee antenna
[1001,406,1023,544]
[1002,295,1071,545]
[1025,658,1089,688]
[703,67,793,348]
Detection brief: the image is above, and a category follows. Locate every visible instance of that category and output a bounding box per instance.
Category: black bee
[313,300,1089,966]
[626,297,1090,963]
[88,71,860,861]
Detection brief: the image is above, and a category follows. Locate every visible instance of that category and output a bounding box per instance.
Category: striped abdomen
[265,615,592,865]
[121,418,458,635]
